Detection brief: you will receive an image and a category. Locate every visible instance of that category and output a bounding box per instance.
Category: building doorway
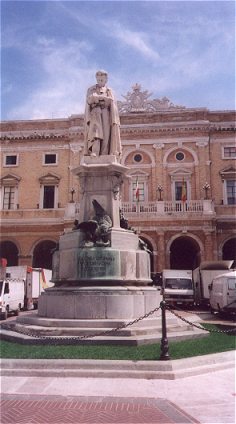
[32,240,57,270]
[170,236,200,270]
[0,241,19,266]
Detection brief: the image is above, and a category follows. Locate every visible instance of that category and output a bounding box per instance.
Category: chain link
[1,302,235,342]
[166,304,236,334]
[1,305,161,342]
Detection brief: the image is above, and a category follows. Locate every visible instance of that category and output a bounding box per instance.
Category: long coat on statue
[84,84,122,157]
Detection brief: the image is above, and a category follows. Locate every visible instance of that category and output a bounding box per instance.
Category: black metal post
[159,300,171,360]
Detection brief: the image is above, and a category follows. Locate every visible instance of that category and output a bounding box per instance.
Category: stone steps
[0,326,207,345]
[0,310,208,345]
[1,352,234,379]
[14,322,193,337]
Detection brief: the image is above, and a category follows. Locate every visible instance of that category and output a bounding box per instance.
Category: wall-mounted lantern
[157,184,163,201]
[202,182,210,200]
[70,188,76,203]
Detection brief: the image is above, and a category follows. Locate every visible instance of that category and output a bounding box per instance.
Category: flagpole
[135,178,140,233]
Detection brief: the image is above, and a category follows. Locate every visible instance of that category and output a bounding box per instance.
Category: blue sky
[1,0,235,120]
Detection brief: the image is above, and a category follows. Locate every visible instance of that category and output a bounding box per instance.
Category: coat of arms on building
[117,83,185,113]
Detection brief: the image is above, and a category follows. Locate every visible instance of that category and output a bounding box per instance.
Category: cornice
[0,218,64,226]
[0,119,235,141]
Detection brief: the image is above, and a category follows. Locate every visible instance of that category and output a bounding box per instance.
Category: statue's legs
[100,109,111,155]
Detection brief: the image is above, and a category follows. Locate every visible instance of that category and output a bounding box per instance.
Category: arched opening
[0,241,19,266]
[222,238,236,268]
[170,236,200,270]
[32,240,57,270]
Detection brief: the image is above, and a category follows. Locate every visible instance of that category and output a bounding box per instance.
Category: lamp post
[157,184,163,201]
[202,182,210,200]
[159,300,170,360]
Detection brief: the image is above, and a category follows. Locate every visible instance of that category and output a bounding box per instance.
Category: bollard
[159,300,171,360]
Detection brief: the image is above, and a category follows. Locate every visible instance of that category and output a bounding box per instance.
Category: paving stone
[0,395,199,424]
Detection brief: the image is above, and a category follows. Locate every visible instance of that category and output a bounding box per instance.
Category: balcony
[0,200,216,225]
[64,200,215,220]
[121,200,215,218]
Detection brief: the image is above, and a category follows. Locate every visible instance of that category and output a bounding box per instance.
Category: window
[4,283,9,294]
[44,154,57,165]
[175,181,187,201]
[224,147,236,158]
[132,180,145,202]
[39,173,60,209]
[4,155,18,166]
[228,279,236,290]
[1,174,20,210]
[43,186,55,208]
[175,152,185,161]
[226,180,236,205]
[133,154,143,163]
[3,186,15,209]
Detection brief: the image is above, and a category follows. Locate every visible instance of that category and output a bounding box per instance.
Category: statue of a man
[84,70,122,158]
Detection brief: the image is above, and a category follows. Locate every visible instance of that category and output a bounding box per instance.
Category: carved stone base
[52,228,151,286]
[38,286,159,319]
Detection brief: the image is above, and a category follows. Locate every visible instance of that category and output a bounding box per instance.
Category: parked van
[0,278,25,320]
[209,270,236,315]
[193,260,233,306]
[6,266,53,310]
[162,269,194,306]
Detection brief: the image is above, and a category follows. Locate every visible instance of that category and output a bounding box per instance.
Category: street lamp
[157,184,163,201]
[202,182,210,200]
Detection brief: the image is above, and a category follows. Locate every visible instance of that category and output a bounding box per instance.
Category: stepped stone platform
[1,310,207,345]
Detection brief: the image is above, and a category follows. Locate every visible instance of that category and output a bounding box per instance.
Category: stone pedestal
[52,231,150,285]
[38,155,152,324]
[50,155,151,288]
[38,286,159,319]
[74,155,128,228]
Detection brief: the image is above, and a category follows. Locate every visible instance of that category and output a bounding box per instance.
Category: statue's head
[96,70,108,87]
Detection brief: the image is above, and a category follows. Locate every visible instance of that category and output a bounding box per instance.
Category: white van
[0,279,25,320]
[209,270,236,315]
[162,269,194,306]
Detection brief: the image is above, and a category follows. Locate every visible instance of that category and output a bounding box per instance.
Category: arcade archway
[32,240,57,270]
[0,241,19,266]
[170,236,200,270]
[222,237,236,268]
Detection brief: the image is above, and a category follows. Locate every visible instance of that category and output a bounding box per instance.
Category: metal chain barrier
[1,302,235,344]
[166,304,236,334]
[0,305,161,342]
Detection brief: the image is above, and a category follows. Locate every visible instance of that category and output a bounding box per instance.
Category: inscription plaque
[77,248,120,280]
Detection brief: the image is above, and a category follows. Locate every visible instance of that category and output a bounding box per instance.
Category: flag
[181,179,187,202]
[135,178,139,202]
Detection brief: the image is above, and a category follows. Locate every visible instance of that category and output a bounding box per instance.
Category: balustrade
[0,200,215,221]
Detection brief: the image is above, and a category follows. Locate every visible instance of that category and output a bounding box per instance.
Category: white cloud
[7,38,96,120]
[60,3,160,61]
[108,23,160,61]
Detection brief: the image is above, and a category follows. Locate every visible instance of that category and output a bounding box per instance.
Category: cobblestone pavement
[0,394,199,424]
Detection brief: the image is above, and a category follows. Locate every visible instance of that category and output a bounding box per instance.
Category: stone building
[0,85,235,274]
